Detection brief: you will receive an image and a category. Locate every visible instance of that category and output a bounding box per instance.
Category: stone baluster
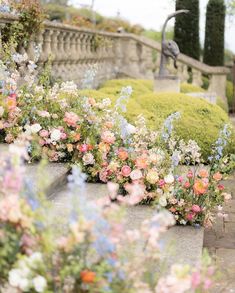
[40,29,53,63]
[57,30,66,62]
[178,64,189,83]
[50,29,59,61]
[79,33,86,60]
[208,74,227,100]
[192,68,203,87]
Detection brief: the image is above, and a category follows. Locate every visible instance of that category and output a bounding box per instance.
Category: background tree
[203,0,226,66]
[174,0,200,60]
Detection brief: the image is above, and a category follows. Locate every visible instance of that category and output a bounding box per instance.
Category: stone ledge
[0,144,69,197]
[50,183,204,267]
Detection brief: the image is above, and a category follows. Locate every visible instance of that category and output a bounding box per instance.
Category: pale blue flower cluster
[115,86,133,113]
[81,64,98,89]
[161,112,181,142]
[0,2,10,13]
[208,124,231,162]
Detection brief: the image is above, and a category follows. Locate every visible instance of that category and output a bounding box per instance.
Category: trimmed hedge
[180,83,205,93]
[97,79,234,159]
[133,92,232,158]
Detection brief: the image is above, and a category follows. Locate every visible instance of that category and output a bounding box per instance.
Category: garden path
[204,115,235,293]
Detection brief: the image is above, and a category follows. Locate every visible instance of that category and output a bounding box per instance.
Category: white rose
[19,278,30,291]
[164,174,175,184]
[8,269,21,287]
[50,129,61,142]
[82,153,95,165]
[130,169,143,181]
[159,196,167,207]
[146,170,159,184]
[33,276,47,293]
[30,123,42,134]
[0,106,4,117]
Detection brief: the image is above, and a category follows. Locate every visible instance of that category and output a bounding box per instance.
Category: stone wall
[0,13,231,97]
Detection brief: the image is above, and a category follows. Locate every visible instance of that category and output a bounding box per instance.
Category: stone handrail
[0,13,230,97]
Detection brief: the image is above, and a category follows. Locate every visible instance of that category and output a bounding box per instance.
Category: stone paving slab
[50,184,204,267]
[0,143,69,197]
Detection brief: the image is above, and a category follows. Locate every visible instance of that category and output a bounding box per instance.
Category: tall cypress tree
[203,0,226,66]
[174,0,200,60]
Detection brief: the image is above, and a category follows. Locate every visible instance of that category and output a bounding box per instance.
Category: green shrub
[216,96,229,113]
[180,83,205,93]
[97,80,234,159]
[133,92,232,159]
[100,79,152,97]
[226,80,234,111]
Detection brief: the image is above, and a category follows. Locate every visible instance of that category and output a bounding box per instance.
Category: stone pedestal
[154,76,180,93]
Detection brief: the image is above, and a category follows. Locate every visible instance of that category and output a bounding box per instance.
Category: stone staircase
[0,144,204,267]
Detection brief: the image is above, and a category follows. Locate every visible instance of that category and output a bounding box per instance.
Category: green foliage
[174,0,200,60]
[2,0,45,48]
[100,79,153,97]
[226,80,234,111]
[98,79,233,159]
[216,96,229,113]
[133,92,232,159]
[203,0,226,66]
[180,83,205,93]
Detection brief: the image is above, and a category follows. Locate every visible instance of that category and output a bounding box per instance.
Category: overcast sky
[70,0,235,53]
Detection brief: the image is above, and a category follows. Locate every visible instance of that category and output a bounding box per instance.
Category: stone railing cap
[0,13,230,75]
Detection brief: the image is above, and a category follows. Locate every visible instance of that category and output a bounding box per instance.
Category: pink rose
[64,111,79,127]
[158,179,165,188]
[130,169,142,181]
[191,204,201,213]
[79,144,88,153]
[186,213,195,221]
[60,132,67,140]
[101,131,115,144]
[39,129,49,138]
[121,165,131,177]
[99,169,108,182]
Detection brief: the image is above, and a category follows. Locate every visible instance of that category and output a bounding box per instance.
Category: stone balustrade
[0,13,230,98]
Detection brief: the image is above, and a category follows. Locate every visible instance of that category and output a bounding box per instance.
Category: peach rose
[118,149,128,161]
[193,179,208,195]
[199,169,209,178]
[64,111,79,127]
[135,157,148,169]
[213,172,222,181]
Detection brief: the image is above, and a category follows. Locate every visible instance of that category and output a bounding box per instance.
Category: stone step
[50,183,204,267]
[0,143,69,197]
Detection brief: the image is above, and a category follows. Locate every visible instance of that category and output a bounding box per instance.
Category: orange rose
[199,169,209,178]
[213,172,222,181]
[73,133,81,142]
[193,180,208,195]
[135,157,148,169]
[80,270,96,283]
[118,149,128,161]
